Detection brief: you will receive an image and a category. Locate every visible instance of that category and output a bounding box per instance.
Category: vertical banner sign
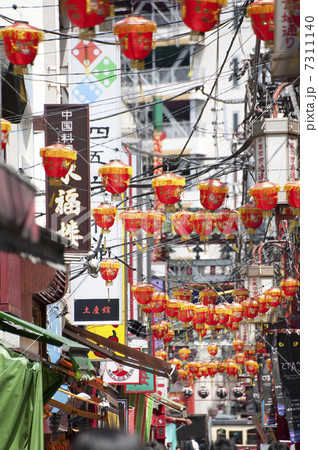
[259,356,277,426]
[270,343,285,417]
[255,136,266,183]
[277,333,300,443]
[44,104,90,252]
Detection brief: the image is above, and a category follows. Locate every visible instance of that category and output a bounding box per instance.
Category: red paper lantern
[141,303,153,314]
[169,358,183,370]
[152,173,185,212]
[198,363,209,378]
[141,209,165,237]
[99,160,133,201]
[163,328,175,343]
[249,180,280,217]
[226,359,239,378]
[214,303,233,326]
[40,143,77,181]
[63,0,109,38]
[178,369,188,380]
[113,15,156,69]
[206,305,219,328]
[0,21,44,72]
[177,301,195,325]
[239,202,263,234]
[156,350,167,360]
[231,302,244,324]
[152,321,169,339]
[284,180,300,214]
[266,358,272,372]
[256,341,266,353]
[199,288,218,306]
[100,258,120,285]
[165,298,181,319]
[179,347,191,361]
[191,210,215,241]
[193,323,208,340]
[173,288,192,302]
[150,291,169,315]
[206,360,218,377]
[245,359,259,378]
[280,277,300,300]
[265,287,283,310]
[232,286,249,303]
[242,298,260,321]
[186,361,200,375]
[92,203,117,233]
[207,343,219,357]
[233,339,244,352]
[255,294,270,315]
[246,0,275,42]
[234,352,246,365]
[171,210,194,240]
[193,304,208,324]
[214,208,239,239]
[131,282,155,306]
[1,119,11,151]
[119,208,142,237]
[179,0,227,36]
[197,178,229,210]
[217,361,226,373]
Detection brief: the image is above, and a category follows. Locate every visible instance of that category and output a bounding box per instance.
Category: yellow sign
[87,324,126,360]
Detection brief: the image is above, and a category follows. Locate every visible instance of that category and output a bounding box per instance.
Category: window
[229,431,242,445]
[247,428,257,445]
[216,429,226,439]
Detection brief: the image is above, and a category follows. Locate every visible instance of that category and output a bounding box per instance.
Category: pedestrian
[199,439,207,450]
[268,443,290,450]
[71,427,141,450]
[210,438,238,450]
[186,436,200,450]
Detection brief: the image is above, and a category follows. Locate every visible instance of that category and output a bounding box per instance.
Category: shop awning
[0,311,95,381]
[148,392,187,418]
[63,322,179,382]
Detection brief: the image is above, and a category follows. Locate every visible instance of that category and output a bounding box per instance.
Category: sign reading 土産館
[73,298,120,325]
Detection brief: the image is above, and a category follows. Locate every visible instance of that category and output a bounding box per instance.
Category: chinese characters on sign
[255,137,266,182]
[73,298,120,325]
[44,104,90,252]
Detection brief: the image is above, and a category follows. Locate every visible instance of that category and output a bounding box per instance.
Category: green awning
[0,311,95,380]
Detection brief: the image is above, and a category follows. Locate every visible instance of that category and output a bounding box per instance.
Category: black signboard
[270,343,286,417]
[259,356,277,426]
[73,298,120,324]
[44,104,91,252]
[277,333,300,443]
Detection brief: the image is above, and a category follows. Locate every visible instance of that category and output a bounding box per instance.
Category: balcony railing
[122,66,192,90]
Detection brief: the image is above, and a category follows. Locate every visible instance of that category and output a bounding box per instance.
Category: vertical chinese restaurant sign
[44,104,90,252]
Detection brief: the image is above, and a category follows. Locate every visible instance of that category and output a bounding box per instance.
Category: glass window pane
[229,431,242,444]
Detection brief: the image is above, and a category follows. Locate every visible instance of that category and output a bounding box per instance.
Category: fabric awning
[63,322,179,382]
[0,311,95,380]
[148,392,187,418]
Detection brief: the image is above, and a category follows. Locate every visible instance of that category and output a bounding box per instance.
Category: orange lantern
[171,210,194,240]
[163,327,175,343]
[165,298,181,319]
[193,304,208,324]
[191,210,215,241]
[207,343,219,357]
[152,172,185,212]
[177,301,195,326]
[169,358,183,370]
[249,180,280,217]
[217,361,226,373]
[245,359,259,379]
[40,143,77,182]
[206,361,218,377]
[100,258,120,285]
[131,282,155,306]
[1,119,11,151]
[152,322,168,340]
[179,0,227,37]
[198,363,209,378]
[179,347,191,361]
[0,21,44,73]
[246,0,275,42]
[178,368,188,380]
[233,339,244,352]
[173,287,192,302]
[206,305,219,328]
[239,202,263,234]
[226,359,239,378]
[284,180,300,215]
[242,298,260,321]
[234,352,246,366]
[232,286,249,303]
[63,0,109,38]
[186,361,200,375]
[254,294,270,316]
[119,208,142,237]
[280,277,300,300]
[199,288,218,306]
[113,15,156,69]
[98,160,133,201]
[231,302,244,324]
[150,291,169,315]
[156,350,167,360]
[214,208,239,239]
[92,203,117,247]
[265,287,283,310]
[214,303,233,326]
[197,178,228,211]
[141,209,165,237]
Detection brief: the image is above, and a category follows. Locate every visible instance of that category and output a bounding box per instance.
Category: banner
[259,356,277,426]
[129,394,154,443]
[270,342,286,416]
[125,370,156,394]
[277,333,300,443]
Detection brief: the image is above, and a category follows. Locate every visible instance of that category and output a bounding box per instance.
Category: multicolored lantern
[164,298,181,319]
[179,347,191,361]
[249,180,280,217]
[191,210,215,241]
[171,210,194,240]
[197,178,229,210]
[280,277,300,300]
[92,203,117,247]
[245,359,259,379]
[234,352,246,366]
[152,173,185,212]
[265,287,283,310]
[284,180,300,214]
[40,143,77,183]
[100,258,120,285]
[113,15,156,69]
[199,288,218,306]
[178,368,188,380]
[232,286,249,303]
[150,291,169,315]
[246,0,275,43]
[207,344,219,358]
[214,208,239,239]
[217,361,226,373]
[206,361,218,377]
[179,0,227,36]
[1,119,11,151]
[141,209,165,237]
[119,208,142,237]
[163,327,175,343]
[186,361,200,375]
[63,0,109,38]
[98,160,133,201]
[0,21,44,73]
[233,339,244,352]
[131,282,155,306]
[239,202,263,234]
[242,298,260,321]
[173,287,192,302]
[198,364,209,378]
